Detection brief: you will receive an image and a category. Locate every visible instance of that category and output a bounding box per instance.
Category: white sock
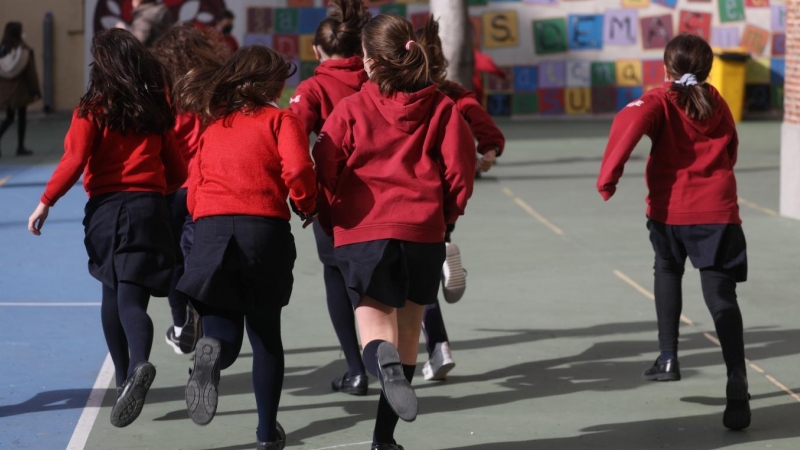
[174,326,183,338]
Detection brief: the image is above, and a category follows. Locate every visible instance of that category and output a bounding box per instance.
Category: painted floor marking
[738,196,778,216]
[0,175,10,187]
[66,353,114,450]
[309,441,373,450]
[502,188,565,236]
[0,302,101,307]
[614,269,800,405]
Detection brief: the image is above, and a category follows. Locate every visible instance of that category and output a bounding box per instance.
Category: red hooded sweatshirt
[312,82,476,247]
[597,83,740,225]
[447,83,505,156]
[290,56,368,136]
[187,106,317,222]
[42,110,187,206]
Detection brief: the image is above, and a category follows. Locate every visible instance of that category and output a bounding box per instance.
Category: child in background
[28,29,186,428]
[313,14,475,450]
[152,24,231,356]
[289,0,371,397]
[174,46,317,450]
[416,15,505,381]
[596,34,750,430]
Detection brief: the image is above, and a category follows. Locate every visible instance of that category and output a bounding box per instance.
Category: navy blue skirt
[83,192,175,296]
[334,239,445,309]
[177,215,296,314]
[647,219,747,282]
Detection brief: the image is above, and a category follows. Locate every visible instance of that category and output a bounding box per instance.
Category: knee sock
[116,282,154,379]
[422,299,449,356]
[653,257,684,361]
[246,311,284,443]
[101,284,130,388]
[373,365,416,444]
[324,265,366,376]
[700,269,746,377]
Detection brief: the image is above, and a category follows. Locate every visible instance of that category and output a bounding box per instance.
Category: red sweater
[187,106,317,221]
[312,82,476,246]
[597,83,740,225]
[174,113,203,189]
[448,83,505,156]
[289,56,368,136]
[42,110,187,206]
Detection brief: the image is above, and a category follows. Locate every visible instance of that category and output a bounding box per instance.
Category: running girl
[174,46,317,450]
[597,34,750,430]
[313,14,475,450]
[28,29,186,428]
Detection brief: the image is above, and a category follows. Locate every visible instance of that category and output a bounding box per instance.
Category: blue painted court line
[0,164,108,450]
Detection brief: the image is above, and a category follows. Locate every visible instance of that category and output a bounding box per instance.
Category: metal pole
[43,12,54,114]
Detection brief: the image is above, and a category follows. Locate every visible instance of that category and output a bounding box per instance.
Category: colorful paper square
[773,34,786,56]
[539,61,566,88]
[719,0,745,23]
[513,66,538,92]
[772,5,786,32]
[592,87,616,113]
[741,24,770,55]
[487,67,514,92]
[298,8,328,34]
[566,87,592,114]
[486,94,512,116]
[678,11,712,40]
[274,35,300,60]
[275,8,299,33]
[243,34,273,47]
[591,62,616,86]
[512,93,539,115]
[642,60,663,86]
[483,11,519,49]
[616,87,644,112]
[566,61,591,87]
[380,4,408,17]
[247,8,273,34]
[299,35,316,62]
[539,88,565,115]
[711,26,740,47]
[534,18,568,54]
[604,10,638,46]
[616,60,642,87]
[640,15,674,50]
[568,15,603,50]
[771,58,785,84]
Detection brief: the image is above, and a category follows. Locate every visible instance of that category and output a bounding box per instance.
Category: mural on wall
[88,0,786,118]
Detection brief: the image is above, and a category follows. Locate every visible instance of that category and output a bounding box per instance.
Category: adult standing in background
[118,0,175,48]
[215,9,238,53]
[0,22,40,158]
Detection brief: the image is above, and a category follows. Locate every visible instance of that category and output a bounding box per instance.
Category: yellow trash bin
[709,47,750,122]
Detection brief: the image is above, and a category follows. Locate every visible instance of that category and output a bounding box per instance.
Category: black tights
[0,107,27,150]
[324,264,366,376]
[654,256,746,375]
[196,303,284,443]
[101,282,154,388]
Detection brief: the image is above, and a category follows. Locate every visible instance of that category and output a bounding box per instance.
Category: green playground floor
[14,115,800,450]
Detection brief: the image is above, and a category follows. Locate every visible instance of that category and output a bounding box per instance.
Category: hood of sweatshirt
[364,82,440,134]
[314,56,368,93]
[662,81,726,135]
[0,45,30,79]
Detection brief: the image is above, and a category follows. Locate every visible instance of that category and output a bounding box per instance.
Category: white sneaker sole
[165,334,183,355]
[442,243,466,304]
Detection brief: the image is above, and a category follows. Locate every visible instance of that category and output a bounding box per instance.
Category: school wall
[779,0,799,219]
[0,0,85,112]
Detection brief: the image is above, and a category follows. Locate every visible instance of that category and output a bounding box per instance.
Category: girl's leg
[0,108,16,149]
[116,281,154,378]
[101,284,130,388]
[245,307,284,443]
[699,268,746,376]
[16,107,30,154]
[397,302,426,366]
[199,306,245,370]
[325,264,367,378]
[355,296,398,377]
[653,255,684,360]
[422,299,449,356]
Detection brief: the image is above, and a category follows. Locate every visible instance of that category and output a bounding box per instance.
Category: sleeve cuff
[40,194,56,207]
[598,186,616,201]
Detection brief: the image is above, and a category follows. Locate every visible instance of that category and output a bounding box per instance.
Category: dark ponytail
[664,34,716,121]
[363,14,430,95]
[415,14,459,97]
[313,0,371,58]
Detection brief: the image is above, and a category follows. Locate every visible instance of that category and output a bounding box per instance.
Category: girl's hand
[302,214,318,229]
[478,149,497,172]
[28,202,50,236]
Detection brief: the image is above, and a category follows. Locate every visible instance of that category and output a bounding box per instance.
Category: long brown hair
[415,15,459,97]
[1,22,23,54]
[363,14,430,95]
[174,45,296,123]
[664,34,716,121]
[151,24,230,85]
[313,0,371,58]
[78,29,174,135]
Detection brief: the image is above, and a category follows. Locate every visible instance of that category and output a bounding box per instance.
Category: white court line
[0,302,101,306]
[66,353,114,450]
[309,442,372,450]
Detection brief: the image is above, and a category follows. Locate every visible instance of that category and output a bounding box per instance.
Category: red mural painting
[93,0,229,34]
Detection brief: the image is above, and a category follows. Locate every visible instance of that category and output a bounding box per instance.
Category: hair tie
[674,73,698,87]
[405,40,414,51]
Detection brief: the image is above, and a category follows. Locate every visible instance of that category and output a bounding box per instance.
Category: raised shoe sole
[186,337,221,425]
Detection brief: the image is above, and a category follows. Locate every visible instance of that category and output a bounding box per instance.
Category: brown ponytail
[313,0,371,58]
[415,14,460,97]
[664,34,716,121]
[363,14,430,95]
[174,46,296,123]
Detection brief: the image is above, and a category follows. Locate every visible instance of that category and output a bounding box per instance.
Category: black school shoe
[256,422,286,450]
[331,373,368,396]
[723,371,751,430]
[377,341,417,422]
[110,362,156,428]
[186,337,221,425]
[642,357,681,381]
[371,444,404,450]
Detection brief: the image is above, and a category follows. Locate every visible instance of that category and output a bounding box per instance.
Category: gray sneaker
[422,342,455,381]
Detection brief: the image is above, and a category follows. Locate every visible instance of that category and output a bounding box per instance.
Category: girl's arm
[311,109,350,234]
[438,104,476,225]
[40,111,97,206]
[185,137,201,218]
[161,130,188,194]
[596,97,662,201]
[721,100,739,167]
[289,80,322,137]
[277,114,318,216]
[457,93,506,156]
